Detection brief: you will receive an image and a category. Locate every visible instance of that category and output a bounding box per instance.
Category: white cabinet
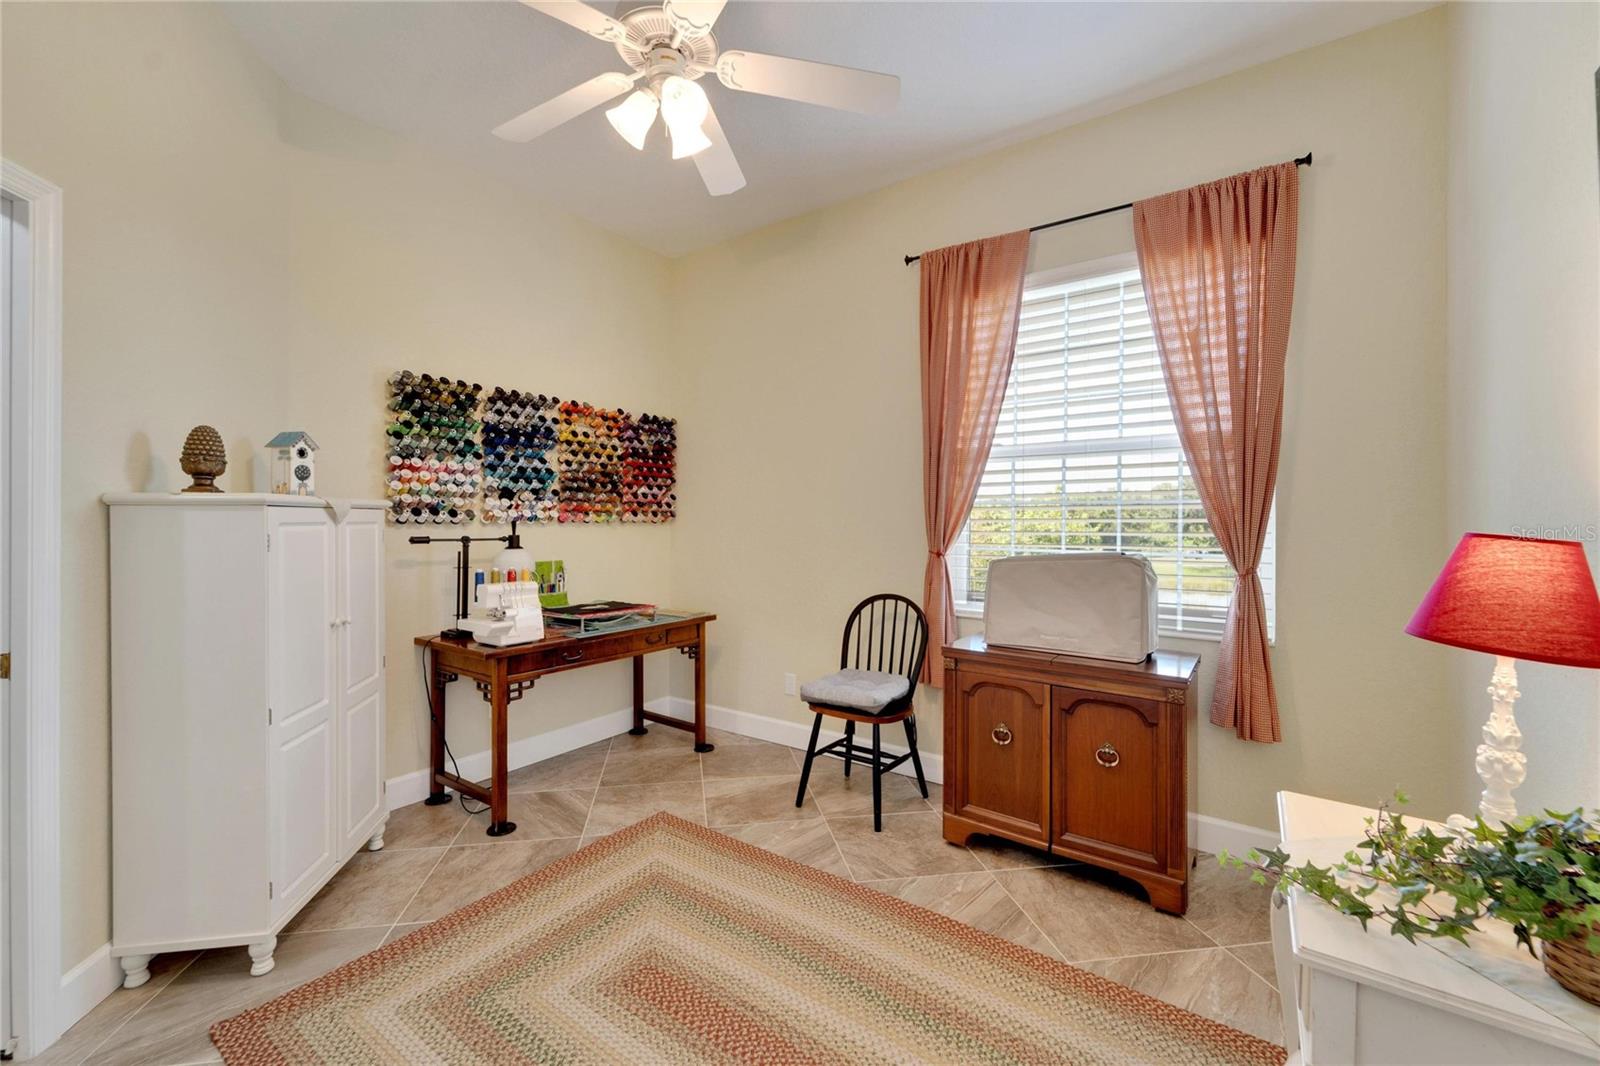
[1274,792,1599,1065]
[105,494,388,986]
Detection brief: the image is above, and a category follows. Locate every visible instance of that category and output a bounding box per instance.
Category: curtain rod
[902,152,1313,266]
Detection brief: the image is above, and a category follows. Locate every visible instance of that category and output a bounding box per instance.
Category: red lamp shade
[1406,533,1600,668]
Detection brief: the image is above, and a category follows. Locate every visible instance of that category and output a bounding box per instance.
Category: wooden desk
[415,611,716,837]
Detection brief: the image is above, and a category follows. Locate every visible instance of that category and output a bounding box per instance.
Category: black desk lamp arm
[406,529,513,634]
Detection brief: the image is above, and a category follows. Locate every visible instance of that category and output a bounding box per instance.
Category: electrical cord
[420,637,489,816]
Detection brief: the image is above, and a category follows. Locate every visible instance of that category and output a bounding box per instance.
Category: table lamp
[1406,533,1600,824]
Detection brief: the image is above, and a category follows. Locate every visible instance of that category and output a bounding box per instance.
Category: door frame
[2,160,64,1057]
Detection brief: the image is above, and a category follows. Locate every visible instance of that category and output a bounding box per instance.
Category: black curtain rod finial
[904,151,1313,265]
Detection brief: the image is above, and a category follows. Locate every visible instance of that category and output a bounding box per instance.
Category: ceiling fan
[493,0,901,196]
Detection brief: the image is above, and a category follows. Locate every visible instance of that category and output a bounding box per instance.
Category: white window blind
[950,261,1276,639]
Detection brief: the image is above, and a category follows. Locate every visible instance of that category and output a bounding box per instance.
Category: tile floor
[44,726,1281,1064]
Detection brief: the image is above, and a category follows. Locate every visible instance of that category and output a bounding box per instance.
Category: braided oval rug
[211,813,1284,1065]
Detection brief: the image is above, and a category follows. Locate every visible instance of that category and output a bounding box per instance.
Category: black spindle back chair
[795,594,930,830]
[841,593,929,709]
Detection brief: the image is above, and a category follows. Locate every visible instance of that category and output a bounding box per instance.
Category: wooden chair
[794,594,930,831]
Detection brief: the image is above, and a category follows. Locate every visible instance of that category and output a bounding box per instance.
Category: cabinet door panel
[271,517,335,729]
[1053,687,1165,867]
[338,511,385,853]
[951,669,1050,845]
[268,509,336,918]
[342,691,382,849]
[273,718,334,907]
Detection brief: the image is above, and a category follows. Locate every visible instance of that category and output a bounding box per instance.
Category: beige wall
[2,2,676,967]
[276,91,680,779]
[1444,2,1600,813]
[4,2,292,969]
[666,10,1458,834]
[12,0,1591,993]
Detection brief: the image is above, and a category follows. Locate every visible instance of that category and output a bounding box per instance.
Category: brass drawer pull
[1095,743,1120,769]
[645,632,666,645]
[562,650,583,662]
[991,724,1013,746]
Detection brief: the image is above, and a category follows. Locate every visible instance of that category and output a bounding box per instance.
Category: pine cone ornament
[180,424,227,493]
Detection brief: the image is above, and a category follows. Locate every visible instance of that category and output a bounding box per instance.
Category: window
[949,256,1275,640]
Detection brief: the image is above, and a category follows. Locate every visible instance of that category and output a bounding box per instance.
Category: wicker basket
[1541,926,1600,1007]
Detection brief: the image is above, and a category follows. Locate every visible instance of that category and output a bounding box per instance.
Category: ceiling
[225,1,1429,257]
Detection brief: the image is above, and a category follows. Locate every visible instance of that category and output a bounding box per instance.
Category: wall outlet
[783,672,797,697]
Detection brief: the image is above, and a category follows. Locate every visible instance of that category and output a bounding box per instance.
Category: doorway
[1,159,63,1059]
[1,189,14,1060]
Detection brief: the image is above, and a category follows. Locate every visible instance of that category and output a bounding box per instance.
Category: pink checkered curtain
[1134,162,1299,742]
[919,230,1031,685]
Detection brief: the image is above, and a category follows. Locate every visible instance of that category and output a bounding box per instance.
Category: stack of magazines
[542,601,657,635]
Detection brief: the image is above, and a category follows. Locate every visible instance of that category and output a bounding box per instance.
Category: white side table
[1273,791,1599,1065]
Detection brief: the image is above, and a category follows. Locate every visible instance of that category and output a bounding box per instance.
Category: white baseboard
[57,943,123,1042]
[387,696,945,806]
[383,695,1275,857]
[648,696,944,784]
[1189,812,1278,858]
[386,706,634,809]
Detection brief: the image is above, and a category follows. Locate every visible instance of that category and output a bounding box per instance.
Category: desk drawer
[521,624,700,674]
[526,635,637,672]
[663,623,701,647]
[615,624,699,655]
[626,623,702,653]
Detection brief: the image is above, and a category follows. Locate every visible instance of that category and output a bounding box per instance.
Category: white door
[266,508,336,918]
[337,510,384,855]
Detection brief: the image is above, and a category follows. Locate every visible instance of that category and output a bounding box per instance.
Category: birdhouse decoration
[265,431,319,496]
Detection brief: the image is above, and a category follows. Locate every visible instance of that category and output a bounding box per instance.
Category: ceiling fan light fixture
[659,75,711,159]
[658,74,709,130]
[668,120,712,159]
[605,89,658,150]
[503,1,901,195]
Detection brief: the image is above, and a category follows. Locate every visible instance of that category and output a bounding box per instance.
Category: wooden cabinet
[943,635,1197,913]
[106,494,388,987]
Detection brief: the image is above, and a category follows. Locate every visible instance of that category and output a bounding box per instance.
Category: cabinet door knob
[991,724,1013,746]
[1095,743,1120,768]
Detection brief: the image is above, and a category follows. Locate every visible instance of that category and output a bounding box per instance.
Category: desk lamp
[408,519,524,640]
[1406,533,1600,824]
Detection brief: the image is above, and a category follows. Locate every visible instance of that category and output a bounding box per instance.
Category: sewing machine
[461,583,545,647]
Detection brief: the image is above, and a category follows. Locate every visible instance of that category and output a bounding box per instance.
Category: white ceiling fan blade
[520,0,628,44]
[693,102,745,196]
[714,50,899,115]
[663,0,726,40]
[492,71,637,142]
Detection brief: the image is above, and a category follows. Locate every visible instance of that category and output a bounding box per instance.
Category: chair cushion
[799,669,912,712]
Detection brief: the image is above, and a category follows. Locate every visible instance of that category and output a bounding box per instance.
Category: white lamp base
[1447,655,1525,832]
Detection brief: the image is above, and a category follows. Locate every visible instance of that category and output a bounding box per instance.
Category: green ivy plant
[1223,792,1600,957]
